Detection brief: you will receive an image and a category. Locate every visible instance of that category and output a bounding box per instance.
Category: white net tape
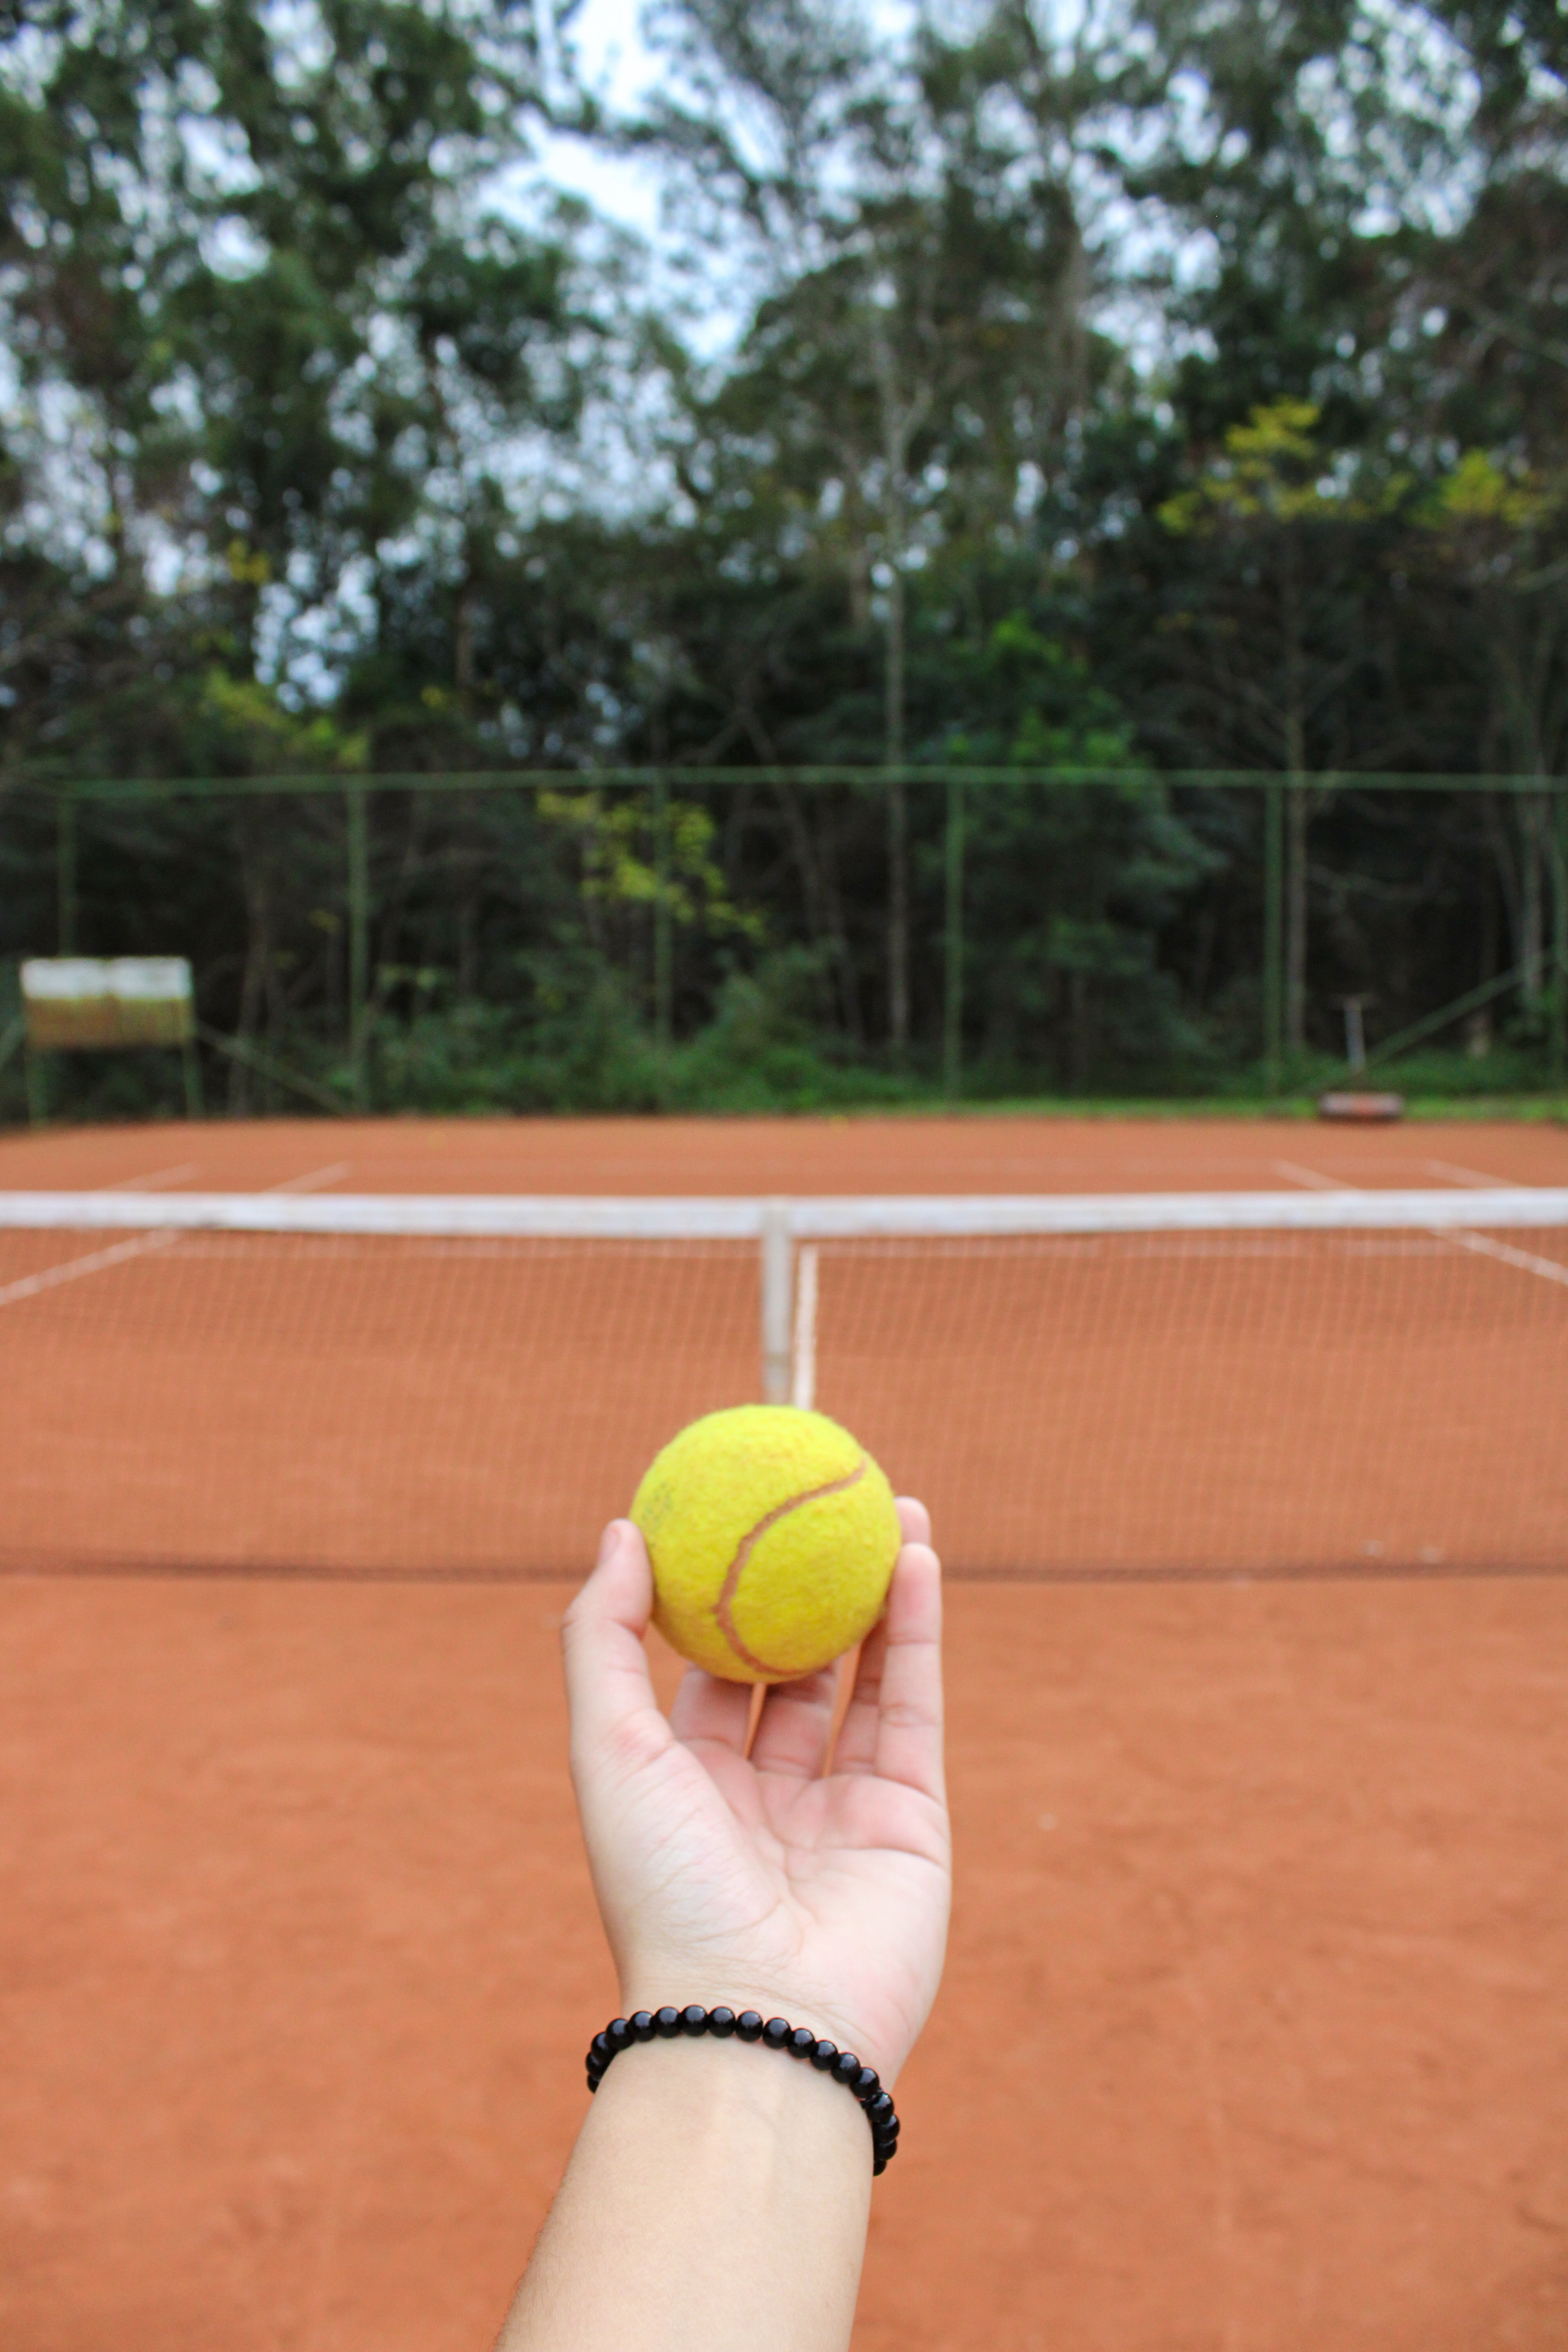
[0,1185,1566,1238]
[1,1189,1564,1581]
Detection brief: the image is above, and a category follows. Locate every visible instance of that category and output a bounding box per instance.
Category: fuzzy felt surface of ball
[630,1404,901,1683]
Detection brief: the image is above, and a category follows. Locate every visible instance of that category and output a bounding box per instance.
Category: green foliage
[2,0,1568,1115]
[537,793,763,941]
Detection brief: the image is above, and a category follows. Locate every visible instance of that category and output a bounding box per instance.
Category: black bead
[584,2001,904,2174]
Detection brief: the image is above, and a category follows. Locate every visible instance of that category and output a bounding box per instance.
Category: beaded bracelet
[585,2004,901,2175]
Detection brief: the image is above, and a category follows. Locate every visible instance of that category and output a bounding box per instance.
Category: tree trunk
[869,296,922,1064]
[885,552,909,1058]
[1285,779,1309,1053]
[777,779,855,1045]
[1520,792,1546,1011]
[230,811,270,1116]
[1281,548,1310,1056]
[457,791,480,998]
[1068,966,1089,1091]
[820,800,864,1048]
[1486,582,1562,1011]
[455,576,476,717]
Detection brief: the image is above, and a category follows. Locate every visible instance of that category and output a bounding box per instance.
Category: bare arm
[496,1498,950,2352]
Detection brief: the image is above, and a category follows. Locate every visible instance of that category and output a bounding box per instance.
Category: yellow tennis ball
[631,1405,901,1684]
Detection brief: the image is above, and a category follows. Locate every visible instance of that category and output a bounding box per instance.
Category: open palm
[562,1502,950,2086]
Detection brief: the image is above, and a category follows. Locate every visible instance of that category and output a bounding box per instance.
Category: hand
[561,1502,950,2086]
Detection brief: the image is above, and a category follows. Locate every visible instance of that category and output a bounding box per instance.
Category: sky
[522,0,927,243]
[532,0,670,242]
[508,0,933,361]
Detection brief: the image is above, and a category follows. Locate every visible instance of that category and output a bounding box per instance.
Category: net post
[944,773,964,1098]
[790,1244,818,1410]
[347,784,370,1108]
[1263,780,1284,1092]
[56,792,77,955]
[759,1199,794,1405]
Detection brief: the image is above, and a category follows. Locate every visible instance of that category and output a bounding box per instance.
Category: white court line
[791,1244,819,1410]
[101,1162,201,1191]
[0,1227,180,1308]
[1277,1162,1568,1288]
[1272,1160,1345,1191]
[1444,1229,1568,1286]
[1423,1157,1520,1189]
[0,1139,212,1299]
[0,1163,351,1312]
[269,1161,352,1193]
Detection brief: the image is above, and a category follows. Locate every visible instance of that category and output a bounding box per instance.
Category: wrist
[589,2015,878,2176]
[586,2006,898,2180]
[509,2007,874,2350]
[592,2001,903,2181]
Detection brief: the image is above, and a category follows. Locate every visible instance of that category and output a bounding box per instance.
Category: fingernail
[596,1521,621,1568]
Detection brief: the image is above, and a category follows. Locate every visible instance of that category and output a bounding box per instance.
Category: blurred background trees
[2,0,1566,1111]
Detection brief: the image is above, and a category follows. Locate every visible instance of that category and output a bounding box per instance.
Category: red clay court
[3,1114,1568,2348]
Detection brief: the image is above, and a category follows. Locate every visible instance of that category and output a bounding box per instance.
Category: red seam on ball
[713,1457,869,1678]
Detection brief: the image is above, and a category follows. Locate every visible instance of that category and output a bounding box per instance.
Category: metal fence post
[347,784,370,1107]
[759,1199,794,1405]
[1263,780,1284,1091]
[653,771,673,1054]
[944,773,965,1098]
[181,1035,205,1119]
[57,793,77,955]
[1552,779,1568,1089]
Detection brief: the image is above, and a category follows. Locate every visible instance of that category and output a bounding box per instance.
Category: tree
[637,0,1115,1049]
[1416,453,1568,1011]
[1159,399,1397,1053]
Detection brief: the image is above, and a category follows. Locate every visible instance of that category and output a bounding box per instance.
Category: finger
[832,1606,889,1777]
[834,1541,944,1799]
[834,1503,931,1775]
[668,1662,753,1755]
[747,1659,844,1781]
[560,1520,669,1769]
[896,1495,931,1548]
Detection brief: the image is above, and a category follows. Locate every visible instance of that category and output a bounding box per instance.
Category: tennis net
[1,1185,1565,1582]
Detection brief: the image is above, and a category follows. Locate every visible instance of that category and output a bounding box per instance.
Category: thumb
[561,1519,668,1772]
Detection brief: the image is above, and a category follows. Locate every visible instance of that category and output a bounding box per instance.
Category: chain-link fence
[2,767,1565,1118]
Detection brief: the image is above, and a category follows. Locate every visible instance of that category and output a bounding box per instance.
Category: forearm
[497,2031,874,2352]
